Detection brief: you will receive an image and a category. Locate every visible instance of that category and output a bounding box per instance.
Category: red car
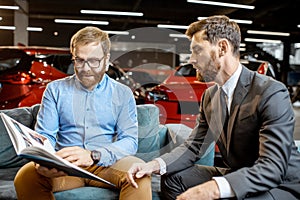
[144,60,276,128]
[0,46,137,110]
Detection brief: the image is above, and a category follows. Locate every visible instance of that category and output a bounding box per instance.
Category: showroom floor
[293,102,300,140]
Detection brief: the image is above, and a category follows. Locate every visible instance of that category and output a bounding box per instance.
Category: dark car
[0,46,137,109]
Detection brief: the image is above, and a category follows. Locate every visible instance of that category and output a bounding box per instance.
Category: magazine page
[1,113,30,154]
[0,113,54,154]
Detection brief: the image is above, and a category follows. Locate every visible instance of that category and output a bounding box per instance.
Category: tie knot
[220,87,227,102]
[220,87,226,97]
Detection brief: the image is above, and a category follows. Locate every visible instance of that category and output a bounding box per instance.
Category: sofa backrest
[0,104,40,170]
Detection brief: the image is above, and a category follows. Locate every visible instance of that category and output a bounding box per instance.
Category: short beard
[202,51,220,82]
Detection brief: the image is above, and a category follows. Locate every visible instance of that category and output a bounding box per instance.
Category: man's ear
[218,39,228,57]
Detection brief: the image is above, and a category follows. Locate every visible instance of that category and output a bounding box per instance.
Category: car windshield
[175,64,196,77]
[0,58,21,71]
[0,49,33,72]
[35,53,73,74]
[243,61,262,71]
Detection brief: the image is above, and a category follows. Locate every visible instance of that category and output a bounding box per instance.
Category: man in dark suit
[127,15,300,200]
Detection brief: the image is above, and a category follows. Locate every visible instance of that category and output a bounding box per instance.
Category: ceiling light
[157,24,189,29]
[0,26,15,30]
[0,5,19,10]
[54,19,109,25]
[247,30,290,36]
[298,25,300,28]
[81,10,143,16]
[27,27,43,32]
[0,26,44,32]
[187,0,254,9]
[169,34,188,38]
[198,17,252,24]
[244,38,282,44]
[104,30,129,35]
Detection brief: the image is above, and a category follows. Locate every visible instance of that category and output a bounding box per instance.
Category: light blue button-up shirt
[35,74,138,167]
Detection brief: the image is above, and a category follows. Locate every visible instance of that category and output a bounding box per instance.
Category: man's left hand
[56,146,93,167]
[176,180,220,200]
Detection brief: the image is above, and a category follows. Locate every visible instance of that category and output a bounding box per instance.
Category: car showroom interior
[1,0,300,199]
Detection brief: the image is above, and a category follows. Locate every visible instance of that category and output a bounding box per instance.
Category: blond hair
[70,26,111,55]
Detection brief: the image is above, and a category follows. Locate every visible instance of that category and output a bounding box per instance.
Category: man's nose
[188,58,197,65]
[82,61,91,69]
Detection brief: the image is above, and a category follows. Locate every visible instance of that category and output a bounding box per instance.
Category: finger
[136,167,151,178]
[135,171,146,178]
[126,173,138,188]
[126,168,140,188]
[56,147,79,158]
[72,159,92,167]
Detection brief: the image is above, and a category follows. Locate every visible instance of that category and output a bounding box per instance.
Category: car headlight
[146,91,168,102]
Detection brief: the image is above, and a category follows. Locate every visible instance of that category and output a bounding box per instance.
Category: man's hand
[35,163,67,178]
[127,160,160,188]
[56,146,94,167]
[176,180,220,200]
[35,146,93,178]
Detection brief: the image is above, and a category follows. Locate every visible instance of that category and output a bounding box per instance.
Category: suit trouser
[14,156,151,200]
[160,164,298,200]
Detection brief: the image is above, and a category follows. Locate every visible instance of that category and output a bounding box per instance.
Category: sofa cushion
[163,123,215,166]
[54,187,119,200]
[135,104,160,162]
[0,180,17,200]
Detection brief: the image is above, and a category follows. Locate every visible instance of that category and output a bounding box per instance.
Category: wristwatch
[90,150,101,165]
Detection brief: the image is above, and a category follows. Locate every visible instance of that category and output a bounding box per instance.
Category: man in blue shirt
[14,26,151,200]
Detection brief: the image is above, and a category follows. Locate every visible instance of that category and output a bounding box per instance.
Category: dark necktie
[220,88,229,137]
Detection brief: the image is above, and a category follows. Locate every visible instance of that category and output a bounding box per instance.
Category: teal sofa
[0,104,215,200]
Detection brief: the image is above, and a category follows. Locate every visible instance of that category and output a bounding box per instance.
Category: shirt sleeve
[154,157,167,175]
[34,83,59,147]
[213,177,235,198]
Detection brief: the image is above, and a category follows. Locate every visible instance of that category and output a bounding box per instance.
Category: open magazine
[0,112,115,187]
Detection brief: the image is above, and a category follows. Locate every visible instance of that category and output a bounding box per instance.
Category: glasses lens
[87,59,100,68]
[74,58,84,67]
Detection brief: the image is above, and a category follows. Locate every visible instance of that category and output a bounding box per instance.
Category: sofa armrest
[135,104,161,162]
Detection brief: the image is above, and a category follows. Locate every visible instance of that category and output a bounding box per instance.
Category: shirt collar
[221,63,242,98]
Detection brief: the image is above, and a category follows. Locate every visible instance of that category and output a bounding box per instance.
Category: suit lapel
[226,66,252,153]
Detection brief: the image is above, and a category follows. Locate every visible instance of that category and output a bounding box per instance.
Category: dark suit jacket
[160,66,300,199]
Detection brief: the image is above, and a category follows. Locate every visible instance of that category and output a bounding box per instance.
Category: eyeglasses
[72,56,105,68]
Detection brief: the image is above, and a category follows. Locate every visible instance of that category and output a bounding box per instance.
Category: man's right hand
[35,163,67,178]
[127,160,160,188]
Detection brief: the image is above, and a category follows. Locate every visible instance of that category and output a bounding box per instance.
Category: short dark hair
[186,15,241,57]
